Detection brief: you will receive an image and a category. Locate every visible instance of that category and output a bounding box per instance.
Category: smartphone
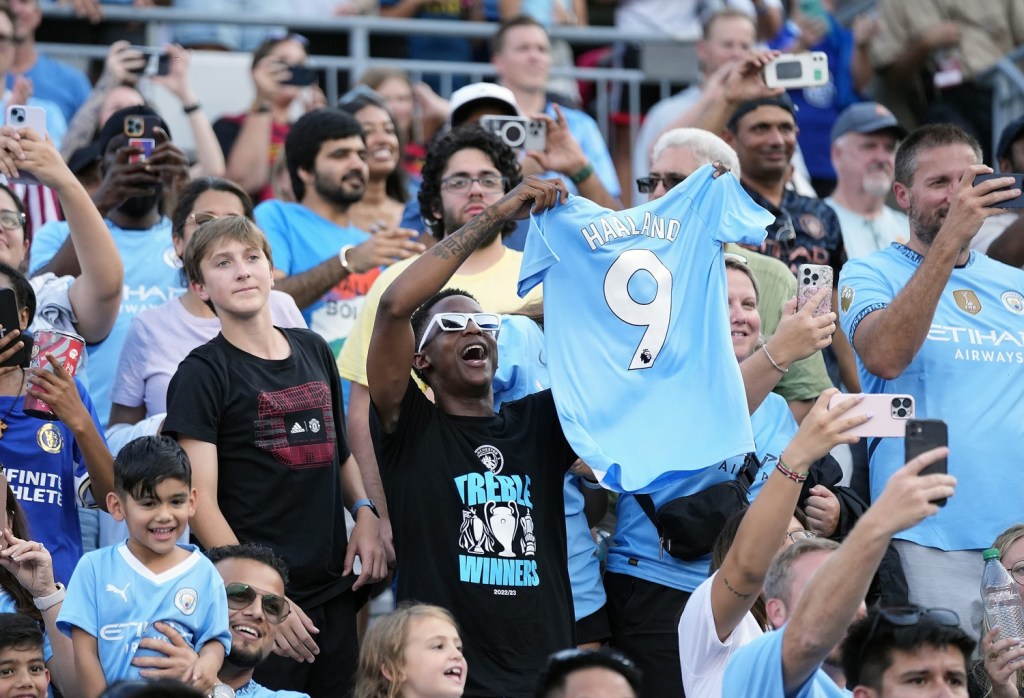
[973,173,1024,208]
[480,115,547,152]
[905,418,948,506]
[123,114,159,140]
[763,52,829,90]
[0,288,32,368]
[127,45,159,76]
[797,263,833,317]
[828,393,914,438]
[4,105,47,185]
[154,53,172,77]
[281,64,317,87]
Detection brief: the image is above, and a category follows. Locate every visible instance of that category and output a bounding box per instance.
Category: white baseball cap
[448,82,521,126]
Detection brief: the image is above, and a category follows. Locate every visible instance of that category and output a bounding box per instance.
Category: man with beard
[255,108,423,364]
[826,102,910,260]
[838,123,1022,639]
[29,105,191,427]
[133,544,311,697]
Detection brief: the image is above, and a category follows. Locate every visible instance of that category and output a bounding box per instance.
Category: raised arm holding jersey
[367,175,579,698]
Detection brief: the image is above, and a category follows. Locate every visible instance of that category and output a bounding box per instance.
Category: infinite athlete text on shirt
[580,212,682,251]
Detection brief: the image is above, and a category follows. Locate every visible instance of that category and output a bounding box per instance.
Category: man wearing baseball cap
[825,101,909,260]
[973,114,1024,265]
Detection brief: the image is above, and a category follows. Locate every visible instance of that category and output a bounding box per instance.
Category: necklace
[0,368,26,439]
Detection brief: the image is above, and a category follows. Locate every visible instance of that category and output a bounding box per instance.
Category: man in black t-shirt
[367,171,583,698]
[163,216,386,698]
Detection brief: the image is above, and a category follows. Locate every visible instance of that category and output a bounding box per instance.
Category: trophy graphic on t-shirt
[458,508,494,554]
[520,511,536,556]
[485,501,520,558]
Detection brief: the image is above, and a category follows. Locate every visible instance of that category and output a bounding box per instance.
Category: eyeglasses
[440,175,507,194]
[785,529,818,542]
[636,173,686,193]
[1005,562,1024,586]
[0,211,25,231]
[851,606,960,684]
[224,582,291,624]
[417,312,501,353]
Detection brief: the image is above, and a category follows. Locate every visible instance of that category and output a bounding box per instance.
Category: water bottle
[981,548,1024,643]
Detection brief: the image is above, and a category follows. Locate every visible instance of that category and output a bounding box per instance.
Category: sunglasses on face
[636,173,687,194]
[224,582,290,624]
[417,312,502,353]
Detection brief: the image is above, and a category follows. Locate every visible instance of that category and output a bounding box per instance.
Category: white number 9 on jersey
[603,249,673,370]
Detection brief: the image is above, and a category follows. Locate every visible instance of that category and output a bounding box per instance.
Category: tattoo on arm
[429,206,503,263]
[722,575,752,599]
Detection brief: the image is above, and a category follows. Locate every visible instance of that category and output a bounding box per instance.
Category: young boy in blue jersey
[57,436,231,698]
[0,613,50,698]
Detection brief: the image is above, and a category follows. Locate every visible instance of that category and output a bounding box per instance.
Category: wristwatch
[208,684,236,698]
[351,498,379,518]
[33,583,65,611]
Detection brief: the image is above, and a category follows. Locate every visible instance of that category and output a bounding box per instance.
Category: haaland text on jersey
[580,211,682,251]
[929,324,1024,363]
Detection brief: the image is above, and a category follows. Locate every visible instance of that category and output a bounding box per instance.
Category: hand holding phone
[973,173,1024,208]
[797,264,833,318]
[904,419,948,506]
[0,288,31,368]
[763,52,829,90]
[4,106,48,185]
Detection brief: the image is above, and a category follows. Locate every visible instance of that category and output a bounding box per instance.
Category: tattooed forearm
[430,206,504,262]
[722,575,752,599]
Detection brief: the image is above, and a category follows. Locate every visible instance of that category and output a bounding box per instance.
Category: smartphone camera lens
[12,110,23,123]
[811,273,819,281]
[901,398,912,409]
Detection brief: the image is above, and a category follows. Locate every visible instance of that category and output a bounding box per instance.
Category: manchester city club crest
[1002,291,1024,315]
[475,445,504,474]
[174,588,198,615]
[840,285,854,313]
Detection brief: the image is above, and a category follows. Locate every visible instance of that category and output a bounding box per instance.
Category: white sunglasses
[417,312,502,353]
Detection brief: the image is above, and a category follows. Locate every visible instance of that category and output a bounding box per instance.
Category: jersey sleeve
[838,256,896,348]
[518,208,561,298]
[56,552,99,637]
[31,273,79,334]
[163,351,225,444]
[109,314,154,408]
[254,201,294,275]
[193,561,232,654]
[27,222,71,277]
[705,171,772,247]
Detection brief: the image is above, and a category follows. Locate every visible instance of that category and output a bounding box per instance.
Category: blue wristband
[351,498,379,518]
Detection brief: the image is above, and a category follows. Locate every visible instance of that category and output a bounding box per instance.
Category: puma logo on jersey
[105,583,130,603]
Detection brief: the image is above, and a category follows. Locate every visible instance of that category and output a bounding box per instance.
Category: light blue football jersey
[57,542,231,683]
[840,244,1024,551]
[518,163,772,493]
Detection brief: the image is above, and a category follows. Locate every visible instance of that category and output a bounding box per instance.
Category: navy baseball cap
[95,105,171,155]
[830,102,907,143]
[727,94,797,131]
[996,114,1024,163]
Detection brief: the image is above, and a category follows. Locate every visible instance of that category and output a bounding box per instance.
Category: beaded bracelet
[776,459,808,482]
[762,344,789,374]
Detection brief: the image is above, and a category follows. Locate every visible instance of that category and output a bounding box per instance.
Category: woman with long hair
[973,524,1024,697]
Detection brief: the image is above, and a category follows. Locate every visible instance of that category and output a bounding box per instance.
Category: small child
[57,436,230,698]
[0,613,49,698]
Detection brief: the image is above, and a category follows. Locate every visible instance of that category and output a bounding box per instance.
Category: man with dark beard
[826,102,910,260]
[29,105,191,427]
[255,108,423,365]
[838,123,1022,641]
[132,544,311,698]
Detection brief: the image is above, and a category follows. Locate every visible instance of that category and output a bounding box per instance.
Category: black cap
[997,114,1024,165]
[94,105,171,155]
[727,94,797,131]
[67,142,101,175]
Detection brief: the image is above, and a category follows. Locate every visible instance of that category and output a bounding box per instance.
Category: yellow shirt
[336,248,543,385]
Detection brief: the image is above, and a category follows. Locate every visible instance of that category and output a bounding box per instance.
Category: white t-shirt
[679,571,764,698]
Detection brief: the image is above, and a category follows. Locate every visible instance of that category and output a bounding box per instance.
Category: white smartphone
[4,105,47,185]
[828,393,915,438]
[763,52,829,90]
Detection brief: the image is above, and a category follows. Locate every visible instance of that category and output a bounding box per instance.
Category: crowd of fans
[0,1,1017,697]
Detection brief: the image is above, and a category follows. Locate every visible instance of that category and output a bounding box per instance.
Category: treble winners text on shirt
[581,212,682,251]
